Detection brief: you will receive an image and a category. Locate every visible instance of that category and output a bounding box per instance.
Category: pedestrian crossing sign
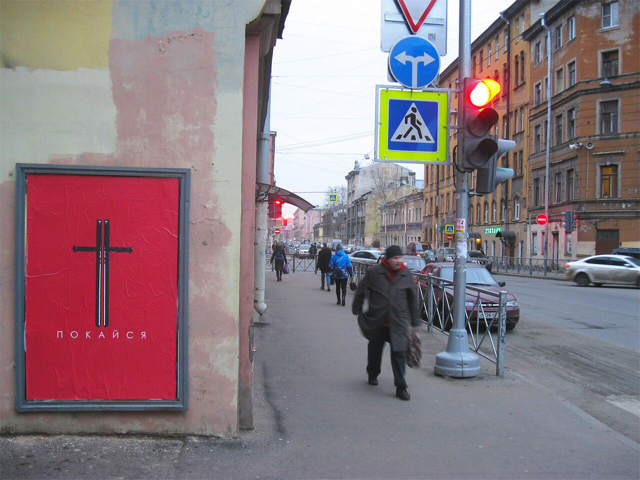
[375,87,448,163]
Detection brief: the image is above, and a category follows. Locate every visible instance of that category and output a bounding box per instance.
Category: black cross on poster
[73,220,132,328]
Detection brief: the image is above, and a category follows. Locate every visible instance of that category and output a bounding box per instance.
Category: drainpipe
[541,12,552,273]
[500,11,511,253]
[254,90,270,315]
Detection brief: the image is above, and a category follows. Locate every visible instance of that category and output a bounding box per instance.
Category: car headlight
[506,301,518,307]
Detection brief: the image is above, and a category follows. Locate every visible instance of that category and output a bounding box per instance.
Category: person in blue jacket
[329,244,353,306]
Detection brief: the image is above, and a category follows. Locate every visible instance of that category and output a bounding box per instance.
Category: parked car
[468,250,493,272]
[611,248,640,259]
[435,246,455,262]
[295,244,312,258]
[423,249,437,264]
[344,244,357,254]
[565,255,640,287]
[376,254,427,275]
[349,249,384,265]
[418,262,520,330]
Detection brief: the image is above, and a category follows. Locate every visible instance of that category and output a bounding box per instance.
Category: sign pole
[434,0,481,378]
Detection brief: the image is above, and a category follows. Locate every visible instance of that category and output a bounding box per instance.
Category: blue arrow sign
[388,36,440,89]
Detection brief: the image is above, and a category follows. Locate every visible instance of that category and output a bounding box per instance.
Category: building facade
[380,190,424,248]
[523,0,640,259]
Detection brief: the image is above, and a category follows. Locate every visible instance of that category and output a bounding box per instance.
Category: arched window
[484,202,489,224]
[491,201,497,223]
[514,196,521,220]
[476,204,481,224]
[469,207,474,225]
[500,200,506,221]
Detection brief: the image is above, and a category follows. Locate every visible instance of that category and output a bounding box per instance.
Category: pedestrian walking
[317,243,333,291]
[351,245,419,401]
[270,243,288,281]
[329,244,353,306]
[309,243,318,273]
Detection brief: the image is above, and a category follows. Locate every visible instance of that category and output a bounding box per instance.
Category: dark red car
[418,262,520,331]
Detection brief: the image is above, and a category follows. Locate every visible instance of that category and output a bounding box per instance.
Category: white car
[349,249,384,265]
[565,255,640,287]
[435,246,455,262]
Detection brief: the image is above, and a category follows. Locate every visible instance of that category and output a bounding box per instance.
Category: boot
[342,298,346,306]
[336,297,341,305]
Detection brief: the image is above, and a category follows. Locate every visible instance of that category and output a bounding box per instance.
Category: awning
[256,183,315,212]
[496,230,516,239]
[468,232,482,239]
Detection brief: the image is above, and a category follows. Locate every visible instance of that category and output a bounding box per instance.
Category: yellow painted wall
[0,0,111,70]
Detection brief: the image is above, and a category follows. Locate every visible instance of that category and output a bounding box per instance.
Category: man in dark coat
[352,245,420,401]
[317,243,333,291]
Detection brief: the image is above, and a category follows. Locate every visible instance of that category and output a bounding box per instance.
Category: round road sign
[536,214,548,226]
[446,234,454,241]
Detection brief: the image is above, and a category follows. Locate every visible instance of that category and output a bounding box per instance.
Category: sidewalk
[1,270,638,479]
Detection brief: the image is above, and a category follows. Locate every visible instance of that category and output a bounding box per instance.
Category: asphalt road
[493,274,640,445]
[494,274,640,350]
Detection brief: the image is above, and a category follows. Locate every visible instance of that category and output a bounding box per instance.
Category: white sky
[271,0,516,215]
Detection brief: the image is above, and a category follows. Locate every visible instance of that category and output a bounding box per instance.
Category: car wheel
[506,322,517,331]
[575,273,590,287]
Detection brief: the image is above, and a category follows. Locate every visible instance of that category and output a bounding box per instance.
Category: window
[504,29,509,53]
[476,204,481,225]
[534,124,542,152]
[568,16,576,41]
[495,36,500,59]
[602,50,619,77]
[534,82,542,105]
[543,35,548,59]
[554,172,562,203]
[518,151,523,176]
[516,17,520,40]
[534,178,540,205]
[568,61,576,87]
[492,201,497,223]
[600,165,618,198]
[446,193,450,212]
[602,2,619,29]
[555,25,562,50]
[469,207,474,226]
[514,111,519,133]
[532,233,538,255]
[567,108,576,140]
[503,116,508,137]
[472,56,477,77]
[484,202,489,224]
[520,52,525,84]
[535,42,541,64]
[566,169,574,201]
[488,44,492,66]
[521,15,526,35]
[514,56,520,87]
[555,113,563,145]
[520,108,525,131]
[544,77,549,101]
[479,50,484,72]
[514,196,521,220]
[555,68,564,95]
[600,100,618,134]
[500,200,506,221]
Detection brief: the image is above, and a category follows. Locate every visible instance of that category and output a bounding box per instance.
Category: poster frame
[14,164,190,411]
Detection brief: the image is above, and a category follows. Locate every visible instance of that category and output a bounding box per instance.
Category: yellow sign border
[377,88,448,163]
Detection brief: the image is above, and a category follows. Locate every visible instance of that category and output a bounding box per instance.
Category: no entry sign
[536,214,548,226]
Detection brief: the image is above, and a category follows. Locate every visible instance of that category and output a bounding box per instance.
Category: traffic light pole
[434,0,481,378]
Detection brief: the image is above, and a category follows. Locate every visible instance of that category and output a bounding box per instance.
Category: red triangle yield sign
[397,0,439,34]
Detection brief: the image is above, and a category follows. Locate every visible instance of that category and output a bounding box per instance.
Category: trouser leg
[390,349,407,389]
[340,279,347,298]
[367,328,387,379]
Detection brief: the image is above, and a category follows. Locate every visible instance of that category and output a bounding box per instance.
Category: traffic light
[562,211,575,231]
[269,198,283,219]
[282,216,288,227]
[461,78,501,170]
[475,140,516,194]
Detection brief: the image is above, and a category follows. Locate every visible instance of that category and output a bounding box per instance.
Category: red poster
[25,174,179,400]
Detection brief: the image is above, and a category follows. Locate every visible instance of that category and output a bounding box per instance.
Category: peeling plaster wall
[0,0,268,436]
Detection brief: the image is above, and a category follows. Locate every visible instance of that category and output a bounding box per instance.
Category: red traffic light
[467,78,501,107]
[274,199,282,205]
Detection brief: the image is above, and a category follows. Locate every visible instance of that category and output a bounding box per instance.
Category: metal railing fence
[488,256,571,276]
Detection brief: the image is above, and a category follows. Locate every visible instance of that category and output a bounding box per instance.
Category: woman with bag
[269,243,288,281]
[329,244,353,306]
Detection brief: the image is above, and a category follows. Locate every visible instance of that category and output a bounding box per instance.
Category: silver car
[435,246,455,262]
[349,249,383,265]
[565,255,640,287]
